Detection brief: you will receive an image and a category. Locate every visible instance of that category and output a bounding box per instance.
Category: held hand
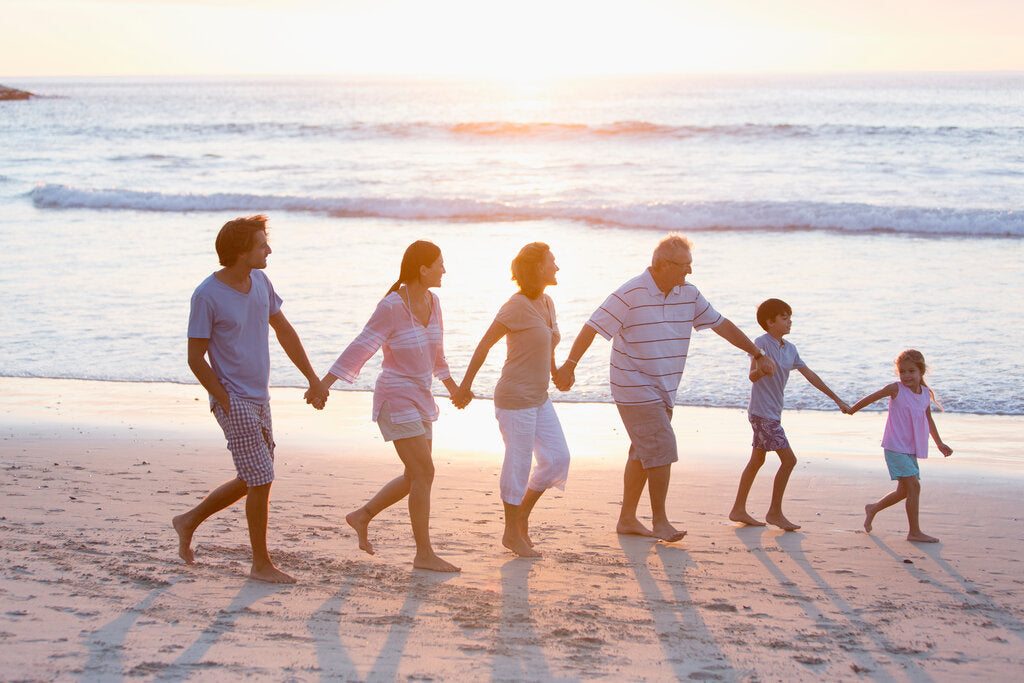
[304,386,328,410]
[837,399,851,414]
[938,442,953,457]
[552,362,576,391]
[451,386,473,409]
[756,355,776,378]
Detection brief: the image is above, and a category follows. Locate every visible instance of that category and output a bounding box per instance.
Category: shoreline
[2,376,1023,679]
[4,375,1021,475]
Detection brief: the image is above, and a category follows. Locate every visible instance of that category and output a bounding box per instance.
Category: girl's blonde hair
[895,349,942,410]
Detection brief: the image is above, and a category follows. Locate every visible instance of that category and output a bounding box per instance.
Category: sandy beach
[1,377,1022,680]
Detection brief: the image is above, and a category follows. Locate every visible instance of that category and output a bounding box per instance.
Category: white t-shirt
[586,269,722,407]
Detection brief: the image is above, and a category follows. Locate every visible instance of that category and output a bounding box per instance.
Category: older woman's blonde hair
[511,242,551,299]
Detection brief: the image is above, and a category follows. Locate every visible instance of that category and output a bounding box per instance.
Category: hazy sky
[3,0,1022,77]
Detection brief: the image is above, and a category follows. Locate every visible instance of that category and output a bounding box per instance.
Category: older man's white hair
[652,234,693,266]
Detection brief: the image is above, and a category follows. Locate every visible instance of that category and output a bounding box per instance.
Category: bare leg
[346,473,411,555]
[393,435,460,572]
[502,501,540,557]
[903,477,938,542]
[517,487,544,547]
[244,483,295,583]
[864,479,908,533]
[617,459,654,537]
[729,448,767,526]
[172,477,247,564]
[645,463,686,542]
[764,447,800,531]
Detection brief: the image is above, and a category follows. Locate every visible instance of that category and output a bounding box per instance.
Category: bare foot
[651,522,687,543]
[503,532,541,558]
[907,532,939,543]
[172,514,195,564]
[518,519,534,547]
[249,563,296,584]
[346,509,374,555]
[863,503,877,533]
[616,518,656,538]
[413,553,461,572]
[764,511,801,531]
[729,509,767,527]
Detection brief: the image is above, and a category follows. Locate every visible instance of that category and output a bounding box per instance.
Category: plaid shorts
[749,414,790,451]
[213,396,275,487]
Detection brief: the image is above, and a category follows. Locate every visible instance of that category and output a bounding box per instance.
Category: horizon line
[4,68,1024,81]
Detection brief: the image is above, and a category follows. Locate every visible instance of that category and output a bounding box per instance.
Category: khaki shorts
[616,402,678,469]
[376,402,433,442]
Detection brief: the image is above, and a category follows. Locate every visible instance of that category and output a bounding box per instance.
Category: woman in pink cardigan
[317,241,461,572]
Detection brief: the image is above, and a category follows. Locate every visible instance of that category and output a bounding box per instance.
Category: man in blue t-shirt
[175,214,326,584]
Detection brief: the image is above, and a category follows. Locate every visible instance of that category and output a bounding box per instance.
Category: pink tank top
[881,382,932,458]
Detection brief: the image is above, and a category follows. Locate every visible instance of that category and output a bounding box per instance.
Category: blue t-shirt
[748,333,805,422]
[187,270,282,404]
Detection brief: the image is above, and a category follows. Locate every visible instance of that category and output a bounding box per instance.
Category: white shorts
[494,398,571,505]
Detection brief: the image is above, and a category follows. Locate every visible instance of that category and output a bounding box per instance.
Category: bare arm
[712,317,775,377]
[187,337,230,413]
[442,376,461,403]
[846,382,898,415]
[926,407,953,456]
[452,321,508,407]
[269,310,326,409]
[553,324,598,391]
[797,365,850,412]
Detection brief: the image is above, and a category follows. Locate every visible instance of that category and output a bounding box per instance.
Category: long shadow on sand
[81,578,181,680]
[308,569,455,681]
[491,557,552,680]
[618,535,733,679]
[736,528,896,679]
[307,575,358,679]
[156,579,292,681]
[870,537,1024,642]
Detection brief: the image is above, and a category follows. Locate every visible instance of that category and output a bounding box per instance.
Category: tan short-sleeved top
[493,293,560,410]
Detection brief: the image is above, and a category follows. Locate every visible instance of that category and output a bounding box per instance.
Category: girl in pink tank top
[847,349,953,543]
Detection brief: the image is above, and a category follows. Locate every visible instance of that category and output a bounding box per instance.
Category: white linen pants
[495,398,570,505]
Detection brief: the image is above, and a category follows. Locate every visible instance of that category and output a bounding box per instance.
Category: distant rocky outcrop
[0,85,34,100]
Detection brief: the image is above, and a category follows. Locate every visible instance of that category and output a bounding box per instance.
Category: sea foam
[29,183,1023,237]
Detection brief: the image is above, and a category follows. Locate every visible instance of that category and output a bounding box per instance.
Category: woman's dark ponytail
[385,241,442,298]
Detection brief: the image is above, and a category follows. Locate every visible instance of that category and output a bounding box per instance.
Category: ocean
[1,73,1022,416]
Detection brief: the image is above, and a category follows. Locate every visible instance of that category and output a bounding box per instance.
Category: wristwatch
[753,348,766,359]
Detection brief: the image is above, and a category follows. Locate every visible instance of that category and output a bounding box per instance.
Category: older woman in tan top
[454,243,571,557]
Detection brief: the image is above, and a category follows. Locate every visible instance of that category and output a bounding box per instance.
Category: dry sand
[1,377,1022,680]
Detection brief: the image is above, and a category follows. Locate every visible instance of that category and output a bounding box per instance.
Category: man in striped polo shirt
[556,235,775,542]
